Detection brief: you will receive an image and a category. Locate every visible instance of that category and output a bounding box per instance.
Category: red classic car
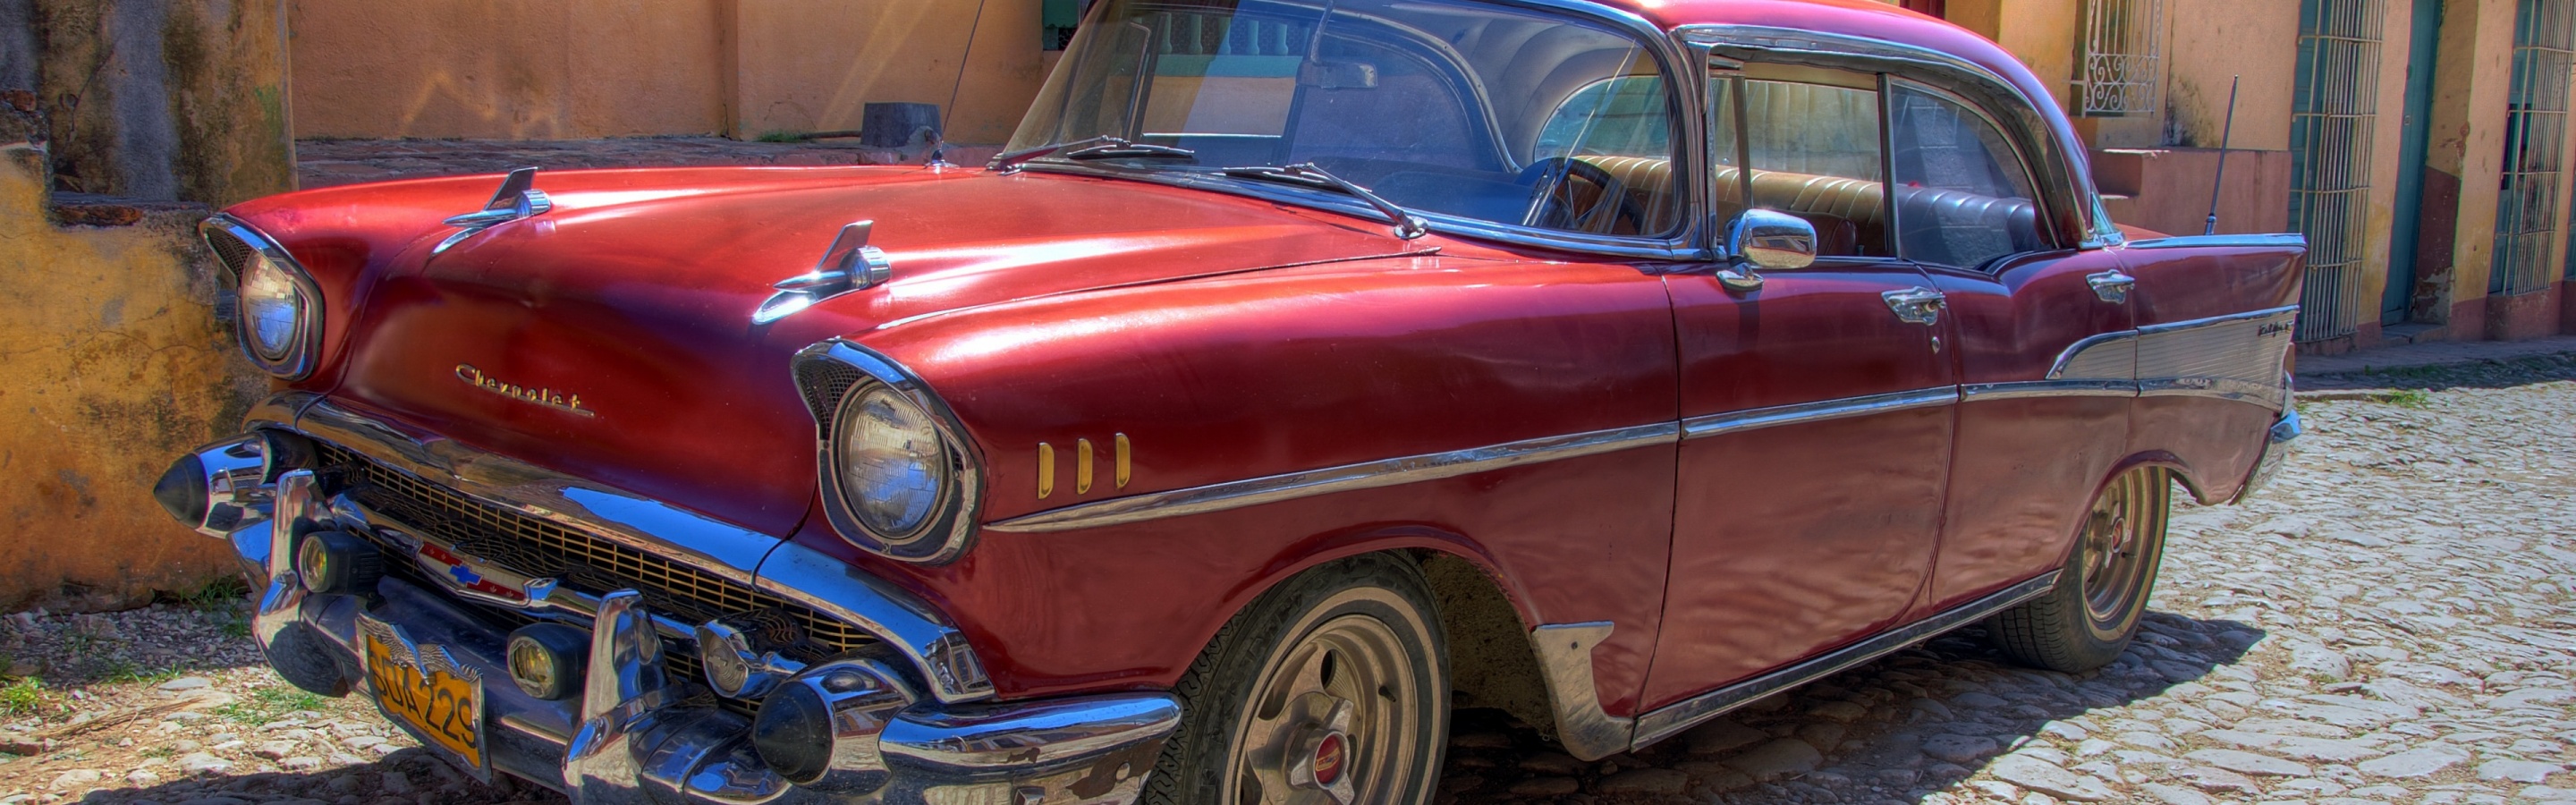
[152,0,2303,801]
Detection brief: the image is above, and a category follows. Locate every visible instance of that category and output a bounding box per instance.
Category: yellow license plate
[363,627,486,770]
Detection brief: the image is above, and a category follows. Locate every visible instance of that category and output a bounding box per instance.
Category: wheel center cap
[1311,731,1348,786]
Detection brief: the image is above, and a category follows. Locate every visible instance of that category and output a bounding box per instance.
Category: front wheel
[1142,555,1449,805]
[1987,465,2172,672]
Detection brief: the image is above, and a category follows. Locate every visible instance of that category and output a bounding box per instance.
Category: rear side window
[1715,78,1893,258]
[1888,81,2047,268]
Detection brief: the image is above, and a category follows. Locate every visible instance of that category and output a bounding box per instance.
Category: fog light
[750,659,916,792]
[505,623,589,700]
[293,530,383,595]
[695,620,801,699]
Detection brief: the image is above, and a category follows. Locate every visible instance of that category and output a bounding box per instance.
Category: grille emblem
[455,364,596,418]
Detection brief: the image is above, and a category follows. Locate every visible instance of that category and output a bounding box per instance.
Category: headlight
[240,254,305,361]
[202,215,321,378]
[796,340,984,564]
[835,386,949,538]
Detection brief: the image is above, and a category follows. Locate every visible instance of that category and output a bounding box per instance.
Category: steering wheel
[1518,157,1647,234]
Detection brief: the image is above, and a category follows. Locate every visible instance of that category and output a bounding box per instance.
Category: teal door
[2385,0,2442,323]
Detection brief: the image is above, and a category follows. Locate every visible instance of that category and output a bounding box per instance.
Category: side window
[1730,79,1892,258]
[1888,81,2047,268]
[1527,74,1684,236]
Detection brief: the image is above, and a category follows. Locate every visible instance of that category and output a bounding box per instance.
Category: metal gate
[2291,0,2386,341]
[2495,0,2575,296]
[2076,0,2165,116]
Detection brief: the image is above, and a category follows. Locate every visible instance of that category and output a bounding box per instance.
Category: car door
[1642,67,1957,711]
[1883,78,2141,612]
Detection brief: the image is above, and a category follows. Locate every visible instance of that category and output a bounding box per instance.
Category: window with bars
[2290,0,2385,342]
[2076,0,2164,116]
[2494,0,2574,296]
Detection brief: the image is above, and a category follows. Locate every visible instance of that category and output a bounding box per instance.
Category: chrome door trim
[1626,572,2061,750]
[985,423,1682,534]
[1680,386,1958,441]
[261,394,997,704]
[1959,379,2138,401]
[2123,233,2309,250]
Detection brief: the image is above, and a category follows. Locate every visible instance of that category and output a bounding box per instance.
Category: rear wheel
[1988,466,2171,673]
[1143,555,1448,805]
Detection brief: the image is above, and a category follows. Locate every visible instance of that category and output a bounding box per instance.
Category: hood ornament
[753,220,893,325]
[435,166,553,254]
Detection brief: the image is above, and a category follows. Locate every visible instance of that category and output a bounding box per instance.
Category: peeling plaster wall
[0,163,263,612]
[35,0,295,206]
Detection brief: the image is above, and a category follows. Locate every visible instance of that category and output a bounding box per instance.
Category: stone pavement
[295,137,1004,190]
[3,342,2572,803]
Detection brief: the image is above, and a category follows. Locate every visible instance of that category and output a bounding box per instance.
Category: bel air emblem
[455,364,595,418]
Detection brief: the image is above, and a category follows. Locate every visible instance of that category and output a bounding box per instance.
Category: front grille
[311,443,876,689]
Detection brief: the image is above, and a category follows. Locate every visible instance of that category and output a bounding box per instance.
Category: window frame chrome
[201,214,326,381]
[1674,25,2122,251]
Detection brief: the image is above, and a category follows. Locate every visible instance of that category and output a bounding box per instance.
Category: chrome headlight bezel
[201,215,324,380]
[794,340,985,564]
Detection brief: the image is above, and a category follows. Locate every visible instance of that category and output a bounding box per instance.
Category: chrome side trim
[274,394,996,704]
[881,692,1182,770]
[1529,623,1635,761]
[2135,306,2299,411]
[2137,304,2302,335]
[986,423,1682,534]
[2047,328,2139,381]
[2123,233,2309,250]
[1681,386,1958,440]
[1960,379,2137,401]
[1628,572,2061,750]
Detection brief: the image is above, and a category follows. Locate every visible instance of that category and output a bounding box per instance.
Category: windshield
[1006,0,1685,238]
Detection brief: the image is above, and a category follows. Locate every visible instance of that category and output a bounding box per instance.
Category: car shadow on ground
[53,610,2255,805]
[2303,352,2576,392]
[1436,609,2264,804]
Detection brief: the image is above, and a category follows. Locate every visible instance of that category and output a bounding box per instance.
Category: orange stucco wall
[289,0,1046,144]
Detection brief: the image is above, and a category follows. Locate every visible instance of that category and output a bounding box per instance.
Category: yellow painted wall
[288,0,1046,145]
[0,164,260,612]
[2426,0,2517,309]
[732,1,1046,145]
[2159,0,2297,152]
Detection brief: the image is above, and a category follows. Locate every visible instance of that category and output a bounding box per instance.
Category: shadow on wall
[0,163,262,614]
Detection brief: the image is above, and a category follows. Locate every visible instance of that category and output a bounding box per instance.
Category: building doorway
[2385,0,2441,324]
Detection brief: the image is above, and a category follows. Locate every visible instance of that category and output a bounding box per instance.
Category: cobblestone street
[0,354,2570,804]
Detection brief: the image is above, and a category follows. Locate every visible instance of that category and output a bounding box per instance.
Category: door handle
[2087,269,2136,303]
[1882,287,1946,326]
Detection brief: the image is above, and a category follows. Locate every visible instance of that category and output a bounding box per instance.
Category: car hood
[257,165,1419,536]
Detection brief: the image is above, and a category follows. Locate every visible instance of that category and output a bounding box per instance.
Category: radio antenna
[929,0,994,168]
[2204,74,2241,236]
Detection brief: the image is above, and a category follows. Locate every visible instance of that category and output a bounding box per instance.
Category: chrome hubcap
[2079,468,2164,633]
[1229,614,1418,805]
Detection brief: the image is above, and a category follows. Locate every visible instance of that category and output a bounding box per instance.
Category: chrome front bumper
[176,395,1180,804]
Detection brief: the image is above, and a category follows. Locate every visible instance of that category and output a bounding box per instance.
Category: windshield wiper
[989,136,1195,173]
[1219,163,1429,240]
[1063,140,1197,161]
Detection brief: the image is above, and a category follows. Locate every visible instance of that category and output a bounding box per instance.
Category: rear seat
[1571,156,2033,258]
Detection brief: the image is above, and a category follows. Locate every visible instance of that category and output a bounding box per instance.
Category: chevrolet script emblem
[454,364,595,418]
